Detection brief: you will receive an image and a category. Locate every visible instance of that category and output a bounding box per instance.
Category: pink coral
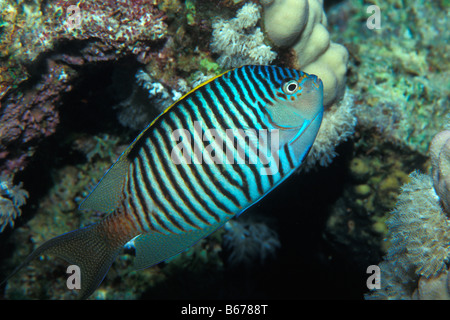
[430,130,450,214]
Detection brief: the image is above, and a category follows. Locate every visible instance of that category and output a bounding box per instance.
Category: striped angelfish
[3,65,324,299]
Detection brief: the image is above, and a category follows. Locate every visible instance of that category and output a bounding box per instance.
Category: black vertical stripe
[284,143,294,169]
[236,67,258,104]
[217,76,257,130]
[257,71,276,101]
[205,84,241,131]
[130,162,156,231]
[180,98,240,213]
[273,66,284,83]
[138,147,185,232]
[284,68,293,78]
[247,71,268,105]
[164,110,222,222]
[178,97,242,208]
[190,92,250,202]
[211,76,267,197]
[156,122,215,226]
[256,100,271,120]
[135,153,172,232]
[230,69,255,107]
[232,71,270,130]
[149,133,200,229]
[198,124,243,190]
[125,172,146,231]
[277,66,286,78]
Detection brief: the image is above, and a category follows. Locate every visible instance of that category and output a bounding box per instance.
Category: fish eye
[282,80,299,95]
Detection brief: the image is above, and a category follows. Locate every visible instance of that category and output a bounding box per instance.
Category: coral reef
[211,2,277,68]
[261,0,348,106]
[0,0,447,301]
[0,60,75,176]
[0,0,167,99]
[366,171,450,299]
[329,0,449,155]
[367,126,450,299]
[0,0,169,175]
[8,0,167,63]
[0,0,42,98]
[52,0,167,64]
[0,172,29,232]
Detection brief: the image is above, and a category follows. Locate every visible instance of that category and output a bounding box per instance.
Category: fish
[2,65,324,299]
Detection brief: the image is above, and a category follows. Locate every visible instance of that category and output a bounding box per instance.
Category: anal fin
[132,219,230,270]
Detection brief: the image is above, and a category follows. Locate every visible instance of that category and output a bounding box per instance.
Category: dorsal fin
[78,125,151,213]
[79,154,131,213]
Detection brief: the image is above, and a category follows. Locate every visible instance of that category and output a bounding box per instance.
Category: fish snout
[295,74,324,120]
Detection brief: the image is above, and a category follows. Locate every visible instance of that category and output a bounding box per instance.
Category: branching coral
[0,172,29,232]
[211,3,277,68]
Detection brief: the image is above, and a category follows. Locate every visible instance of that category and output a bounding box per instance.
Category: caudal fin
[2,222,127,299]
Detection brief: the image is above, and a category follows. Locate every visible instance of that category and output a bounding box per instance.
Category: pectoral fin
[286,111,323,162]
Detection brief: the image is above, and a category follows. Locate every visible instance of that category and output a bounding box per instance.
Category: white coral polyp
[235,3,261,29]
[211,3,277,69]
